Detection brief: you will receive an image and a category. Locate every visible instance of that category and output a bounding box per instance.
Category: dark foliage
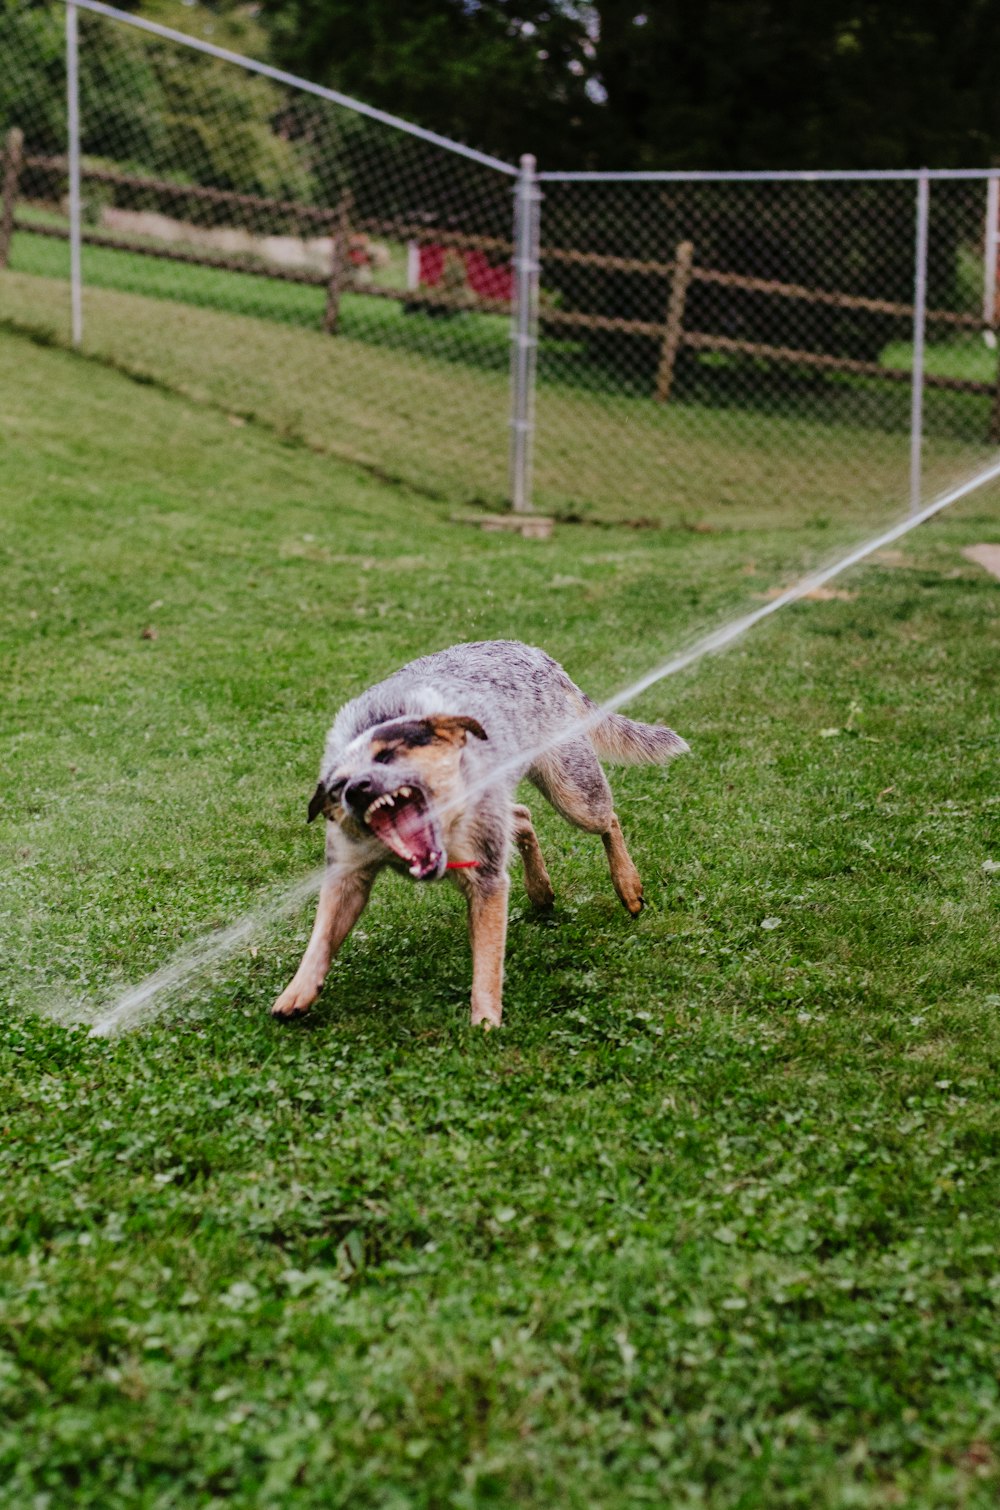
[256,0,1000,174]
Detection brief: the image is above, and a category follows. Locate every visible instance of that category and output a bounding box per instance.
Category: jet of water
[84,870,324,1038]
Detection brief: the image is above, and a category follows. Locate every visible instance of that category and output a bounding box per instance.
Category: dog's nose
[342,774,375,813]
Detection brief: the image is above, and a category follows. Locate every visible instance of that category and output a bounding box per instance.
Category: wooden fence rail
[7,216,512,317]
[688,264,986,327]
[4,131,998,425]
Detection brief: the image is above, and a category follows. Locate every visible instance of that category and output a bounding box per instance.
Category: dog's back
[323,640,688,785]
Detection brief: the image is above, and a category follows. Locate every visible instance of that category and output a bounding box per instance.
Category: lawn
[2,327,1000,1507]
[5,227,996,529]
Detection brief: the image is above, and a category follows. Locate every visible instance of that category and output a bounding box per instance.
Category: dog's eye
[373,748,397,765]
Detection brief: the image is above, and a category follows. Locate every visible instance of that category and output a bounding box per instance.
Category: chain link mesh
[535,175,999,528]
[2,4,998,529]
[0,3,517,509]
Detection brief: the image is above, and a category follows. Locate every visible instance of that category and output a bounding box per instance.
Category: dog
[272,640,688,1028]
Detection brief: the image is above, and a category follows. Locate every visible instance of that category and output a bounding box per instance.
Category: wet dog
[272,640,688,1028]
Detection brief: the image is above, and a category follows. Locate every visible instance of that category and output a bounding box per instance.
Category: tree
[256,0,1000,173]
[1,0,311,200]
[255,0,599,169]
[251,0,1000,374]
[591,0,1000,172]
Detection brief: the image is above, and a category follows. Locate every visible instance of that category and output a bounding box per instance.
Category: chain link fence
[0,0,520,510]
[2,0,999,533]
[534,171,1000,529]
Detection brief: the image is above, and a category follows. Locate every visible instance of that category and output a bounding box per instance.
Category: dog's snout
[343,774,375,812]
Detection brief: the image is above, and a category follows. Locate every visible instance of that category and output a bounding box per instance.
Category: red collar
[445,859,480,870]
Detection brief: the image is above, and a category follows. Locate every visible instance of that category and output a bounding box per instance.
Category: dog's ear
[307,781,327,823]
[427,715,488,745]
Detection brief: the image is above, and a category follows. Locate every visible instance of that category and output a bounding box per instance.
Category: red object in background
[464,249,513,301]
[417,243,513,303]
[419,244,446,286]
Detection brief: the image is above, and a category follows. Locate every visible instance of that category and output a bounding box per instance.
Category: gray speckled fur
[322,639,688,804]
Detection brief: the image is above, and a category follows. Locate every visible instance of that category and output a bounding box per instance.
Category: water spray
[447,452,1000,813]
[84,870,324,1039]
[77,454,1000,1039]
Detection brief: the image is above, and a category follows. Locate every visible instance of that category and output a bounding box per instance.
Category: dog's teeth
[399,786,412,798]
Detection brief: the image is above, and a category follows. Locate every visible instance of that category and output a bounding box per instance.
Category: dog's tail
[580,696,690,765]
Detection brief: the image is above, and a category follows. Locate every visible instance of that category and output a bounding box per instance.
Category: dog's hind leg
[530,744,644,916]
[271,865,374,1019]
[512,803,555,908]
[598,815,645,916]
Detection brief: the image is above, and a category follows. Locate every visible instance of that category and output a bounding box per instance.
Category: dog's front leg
[467,874,510,1029]
[271,866,373,1019]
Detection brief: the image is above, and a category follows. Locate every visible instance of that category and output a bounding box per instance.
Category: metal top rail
[63,0,520,178]
[538,167,1000,182]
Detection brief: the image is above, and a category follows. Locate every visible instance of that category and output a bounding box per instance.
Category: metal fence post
[508,152,540,514]
[909,168,929,514]
[66,0,83,347]
[983,177,999,327]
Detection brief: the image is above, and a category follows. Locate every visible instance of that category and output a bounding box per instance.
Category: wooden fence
[0,140,512,328]
[2,129,998,432]
[536,234,1000,420]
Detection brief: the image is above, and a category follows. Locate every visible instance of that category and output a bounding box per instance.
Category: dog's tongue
[367,799,440,878]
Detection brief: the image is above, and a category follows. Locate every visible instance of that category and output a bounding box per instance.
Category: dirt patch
[871,549,912,567]
[961,544,1000,581]
[754,585,857,602]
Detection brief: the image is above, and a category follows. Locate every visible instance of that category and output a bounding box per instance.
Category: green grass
[6,229,995,528]
[10,220,512,367]
[2,329,1000,1506]
[883,336,999,386]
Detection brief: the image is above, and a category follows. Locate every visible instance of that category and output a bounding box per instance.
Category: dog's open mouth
[363,786,442,879]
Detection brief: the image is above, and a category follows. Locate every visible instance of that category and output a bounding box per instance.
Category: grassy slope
[5,238,994,529]
[1,333,1000,1507]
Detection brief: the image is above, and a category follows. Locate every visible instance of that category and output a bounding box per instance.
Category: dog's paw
[526,880,555,910]
[270,982,318,1020]
[470,1007,502,1030]
[613,865,644,916]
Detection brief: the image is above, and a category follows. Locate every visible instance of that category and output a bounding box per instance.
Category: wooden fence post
[323,190,353,334]
[0,127,24,270]
[989,359,1000,444]
[655,239,694,403]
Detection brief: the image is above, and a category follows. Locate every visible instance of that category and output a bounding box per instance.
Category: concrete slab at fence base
[452,513,554,540]
[961,543,1000,579]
